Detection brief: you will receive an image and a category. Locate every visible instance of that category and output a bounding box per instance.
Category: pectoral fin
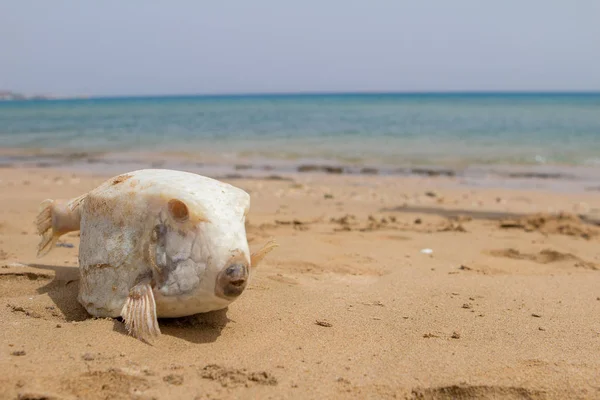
[121,281,161,341]
[250,239,278,268]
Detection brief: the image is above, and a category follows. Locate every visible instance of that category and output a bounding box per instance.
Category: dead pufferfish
[35,169,277,341]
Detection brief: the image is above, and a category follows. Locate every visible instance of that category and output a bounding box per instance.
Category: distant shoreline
[0,90,89,101]
[2,90,600,102]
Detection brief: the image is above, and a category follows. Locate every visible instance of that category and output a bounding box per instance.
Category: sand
[1,167,599,400]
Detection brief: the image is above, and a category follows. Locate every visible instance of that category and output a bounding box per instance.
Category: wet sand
[2,148,600,193]
[1,167,600,399]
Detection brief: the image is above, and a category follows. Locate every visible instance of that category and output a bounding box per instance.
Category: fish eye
[168,199,189,222]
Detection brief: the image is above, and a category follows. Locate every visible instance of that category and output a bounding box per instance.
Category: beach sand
[1,167,599,399]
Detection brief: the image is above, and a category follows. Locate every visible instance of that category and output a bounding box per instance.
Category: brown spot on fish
[111,174,132,185]
[168,199,189,222]
[158,194,209,224]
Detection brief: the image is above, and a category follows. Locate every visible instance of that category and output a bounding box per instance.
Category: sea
[1,92,599,190]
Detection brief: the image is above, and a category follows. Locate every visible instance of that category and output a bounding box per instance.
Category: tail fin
[250,239,278,268]
[35,194,86,258]
[36,199,58,257]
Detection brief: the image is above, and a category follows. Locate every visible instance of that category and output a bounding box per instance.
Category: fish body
[36,169,277,340]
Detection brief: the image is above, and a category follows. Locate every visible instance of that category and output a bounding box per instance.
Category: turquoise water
[1,93,600,169]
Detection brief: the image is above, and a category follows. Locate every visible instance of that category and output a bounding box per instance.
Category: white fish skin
[37,169,263,322]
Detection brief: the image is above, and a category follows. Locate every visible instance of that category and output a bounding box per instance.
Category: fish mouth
[215,262,249,299]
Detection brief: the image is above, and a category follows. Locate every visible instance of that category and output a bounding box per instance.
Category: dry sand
[1,167,599,399]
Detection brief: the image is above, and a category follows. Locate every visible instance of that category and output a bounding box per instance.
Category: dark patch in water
[506,172,574,180]
[297,164,344,174]
[360,167,379,175]
[409,168,456,177]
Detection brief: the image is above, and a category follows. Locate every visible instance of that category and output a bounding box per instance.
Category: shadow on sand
[112,308,232,344]
[28,263,231,344]
[30,263,88,322]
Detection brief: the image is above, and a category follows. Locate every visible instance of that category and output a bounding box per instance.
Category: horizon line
[4,89,600,101]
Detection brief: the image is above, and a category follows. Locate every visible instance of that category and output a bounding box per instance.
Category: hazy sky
[2,1,599,96]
